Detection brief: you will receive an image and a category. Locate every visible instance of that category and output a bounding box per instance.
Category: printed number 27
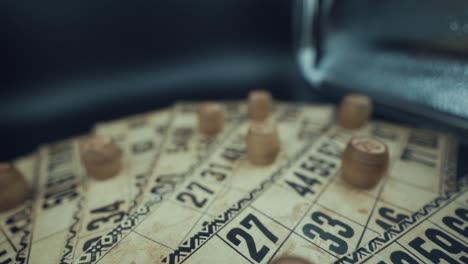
[227,214,278,263]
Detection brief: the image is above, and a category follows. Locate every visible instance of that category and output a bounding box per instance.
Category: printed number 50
[227,214,278,263]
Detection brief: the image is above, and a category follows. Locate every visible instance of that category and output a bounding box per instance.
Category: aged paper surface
[58,109,171,263]
[21,138,86,264]
[76,103,334,263]
[165,122,458,264]
[0,154,38,263]
[10,108,169,264]
[137,101,248,207]
[63,102,246,263]
[2,102,461,264]
[74,101,246,263]
[336,186,467,264]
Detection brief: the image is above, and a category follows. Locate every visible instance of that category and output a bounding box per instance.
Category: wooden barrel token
[342,136,389,188]
[0,162,29,212]
[271,256,314,264]
[197,102,224,135]
[80,135,122,180]
[247,121,279,166]
[248,90,273,121]
[338,94,372,129]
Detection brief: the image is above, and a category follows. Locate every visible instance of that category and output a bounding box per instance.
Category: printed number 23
[227,214,278,263]
[302,211,354,255]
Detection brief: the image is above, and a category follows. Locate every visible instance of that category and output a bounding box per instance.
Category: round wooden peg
[197,102,224,135]
[248,90,273,121]
[338,94,372,129]
[80,135,122,180]
[271,256,314,264]
[0,162,30,212]
[342,136,389,188]
[247,121,279,166]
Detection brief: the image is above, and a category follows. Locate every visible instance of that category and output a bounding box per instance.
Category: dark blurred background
[3,0,314,160]
[2,0,468,179]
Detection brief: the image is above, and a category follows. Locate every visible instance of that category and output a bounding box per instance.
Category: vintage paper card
[75,101,247,263]
[0,154,38,264]
[336,185,467,264]
[22,139,86,264]
[58,109,171,263]
[76,103,334,264]
[164,122,458,264]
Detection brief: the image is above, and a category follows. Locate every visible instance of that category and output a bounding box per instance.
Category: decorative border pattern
[162,141,315,264]
[162,128,463,264]
[77,200,154,264]
[77,180,185,264]
[162,180,275,264]
[14,202,33,264]
[60,196,84,264]
[15,150,42,264]
[335,187,465,264]
[128,124,169,214]
[61,116,172,264]
[441,136,459,193]
[77,121,245,264]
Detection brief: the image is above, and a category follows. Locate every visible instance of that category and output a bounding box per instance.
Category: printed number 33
[302,211,354,255]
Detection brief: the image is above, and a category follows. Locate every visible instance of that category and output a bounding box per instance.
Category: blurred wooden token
[197,102,224,135]
[247,121,279,166]
[271,256,314,264]
[80,135,122,180]
[338,94,372,129]
[248,90,273,121]
[0,162,30,212]
[342,136,389,188]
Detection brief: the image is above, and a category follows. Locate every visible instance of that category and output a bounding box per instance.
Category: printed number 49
[226,214,278,263]
[302,211,354,255]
